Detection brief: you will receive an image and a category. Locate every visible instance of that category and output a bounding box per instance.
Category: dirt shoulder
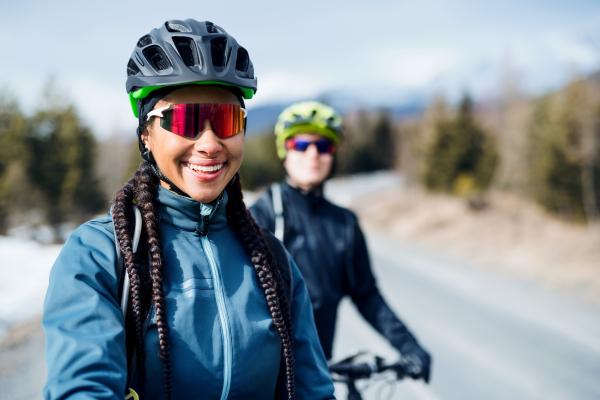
[353,187,600,306]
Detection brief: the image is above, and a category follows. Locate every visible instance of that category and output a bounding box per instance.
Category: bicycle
[329,352,424,400]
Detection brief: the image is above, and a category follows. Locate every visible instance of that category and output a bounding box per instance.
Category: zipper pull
[196,203,213,236]
[196,215,209,236]
[201,215,210,236]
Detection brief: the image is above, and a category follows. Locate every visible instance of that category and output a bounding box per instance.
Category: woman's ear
[141,133,150,150]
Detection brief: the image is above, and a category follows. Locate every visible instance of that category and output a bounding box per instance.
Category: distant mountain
[246,104,287,137]
[246,88,429,137]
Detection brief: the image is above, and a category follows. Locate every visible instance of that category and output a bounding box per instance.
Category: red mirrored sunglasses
[147,103,247,139]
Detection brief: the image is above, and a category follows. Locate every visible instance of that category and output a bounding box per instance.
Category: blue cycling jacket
[43,186,335,400]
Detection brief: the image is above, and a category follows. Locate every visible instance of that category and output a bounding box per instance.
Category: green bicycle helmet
[274,101,342,159]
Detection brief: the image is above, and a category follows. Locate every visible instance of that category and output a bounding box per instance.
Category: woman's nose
[194,119,223,155]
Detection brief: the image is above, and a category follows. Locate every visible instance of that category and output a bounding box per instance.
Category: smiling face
[142,85,244,203]
[283,133,334,191]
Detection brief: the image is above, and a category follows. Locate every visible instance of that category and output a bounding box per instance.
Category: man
[250,101,432,383]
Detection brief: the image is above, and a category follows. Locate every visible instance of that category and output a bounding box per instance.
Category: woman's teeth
[186,163,223,173]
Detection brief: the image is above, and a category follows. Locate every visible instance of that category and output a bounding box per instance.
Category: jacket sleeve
[43,221,127,400]
[288,256,336,400]
[248,189,276,234]
[346,214,420,351]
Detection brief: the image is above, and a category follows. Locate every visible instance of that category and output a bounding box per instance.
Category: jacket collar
[156,185,229,232]
[282,180,325,210]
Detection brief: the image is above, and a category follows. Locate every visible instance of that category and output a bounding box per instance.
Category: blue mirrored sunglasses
[285,138,334,154]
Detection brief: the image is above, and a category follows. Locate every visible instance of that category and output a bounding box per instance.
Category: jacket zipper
[199,209,232,400]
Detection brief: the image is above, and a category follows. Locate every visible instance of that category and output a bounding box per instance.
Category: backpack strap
[112,204,143,319]
[112,204,145,399]
[271,183,285,242]
[112,214,125,303]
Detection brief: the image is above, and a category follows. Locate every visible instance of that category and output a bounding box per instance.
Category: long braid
[112,176,147,397]
[133,161,173,400]
[226,174,296,399]
[274,260,294,392]
[262,228,295,396]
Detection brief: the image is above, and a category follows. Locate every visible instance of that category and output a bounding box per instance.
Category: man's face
[283,133,334,191]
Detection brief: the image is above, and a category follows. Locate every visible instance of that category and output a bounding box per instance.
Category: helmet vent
[137,35,153,48]
[127,58,140,76]
[210,37,228,68]
[173,37,199,67]
[206,21,224,34]
[235,48,249,72]
[165,21,191,33]
[142,45,172,71]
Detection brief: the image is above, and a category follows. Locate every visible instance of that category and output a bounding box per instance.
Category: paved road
[0,318,46,400]
[332,233,600,400]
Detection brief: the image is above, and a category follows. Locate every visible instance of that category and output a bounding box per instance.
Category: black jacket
[250,181,420,360]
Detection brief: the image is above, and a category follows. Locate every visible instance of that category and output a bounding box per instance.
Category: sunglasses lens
[285,139,309,151]
[294,141,310,151]
[315,140,333,154]
[159,104,246,139]
[286,139,334,154]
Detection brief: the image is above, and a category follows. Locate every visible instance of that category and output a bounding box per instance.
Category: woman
[43,19,335,400]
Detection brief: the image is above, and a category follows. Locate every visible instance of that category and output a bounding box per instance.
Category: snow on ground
[0,237,62,338]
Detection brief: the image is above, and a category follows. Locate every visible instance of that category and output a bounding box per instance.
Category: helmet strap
[147,158,190,198]
[135,126,188,197]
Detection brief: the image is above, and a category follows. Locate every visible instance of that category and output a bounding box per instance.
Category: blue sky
[2,0,600,137]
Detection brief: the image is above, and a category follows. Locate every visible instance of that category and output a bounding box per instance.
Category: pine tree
[423,94,498,195]
[28,105,105,234]
[526,78,600,221]
[338,110,396,175]
[0,94,34,233]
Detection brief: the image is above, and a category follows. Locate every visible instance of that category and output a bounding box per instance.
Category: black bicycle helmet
[126,19,257,117]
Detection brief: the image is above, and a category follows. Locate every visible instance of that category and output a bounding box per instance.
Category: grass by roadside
[354,187,600,306]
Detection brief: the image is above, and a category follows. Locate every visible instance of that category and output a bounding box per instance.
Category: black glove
[400,341,432,383]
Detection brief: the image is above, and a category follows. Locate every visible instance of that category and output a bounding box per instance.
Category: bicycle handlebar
[329,354,427,400]
[329,354,425,400]
[329,356,410,380]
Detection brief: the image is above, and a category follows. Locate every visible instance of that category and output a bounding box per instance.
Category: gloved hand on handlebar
[399,341,432,383]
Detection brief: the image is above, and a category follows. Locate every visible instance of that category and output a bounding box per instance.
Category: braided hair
[226,174,295,398]
[112,166,295,399]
